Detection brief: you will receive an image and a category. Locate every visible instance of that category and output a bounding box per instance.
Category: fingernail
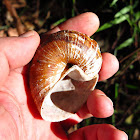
[106,96,114,106]
[97,93,114,106]
[20,30,35,37]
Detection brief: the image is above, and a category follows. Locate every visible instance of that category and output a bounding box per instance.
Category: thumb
[0,105,19,139]
[0,30,40,70]
[0,30,40,86]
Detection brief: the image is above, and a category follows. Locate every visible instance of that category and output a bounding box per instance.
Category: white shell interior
[41,65,99,122]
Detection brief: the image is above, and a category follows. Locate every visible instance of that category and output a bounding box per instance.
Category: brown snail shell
[29,30,102,122]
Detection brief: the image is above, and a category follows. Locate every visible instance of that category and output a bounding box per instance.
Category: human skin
[0,12,128,140]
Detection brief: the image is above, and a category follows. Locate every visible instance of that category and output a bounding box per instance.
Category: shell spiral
[29,30,102,122]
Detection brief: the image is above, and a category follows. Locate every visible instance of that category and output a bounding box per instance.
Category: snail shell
[29,30,102,122]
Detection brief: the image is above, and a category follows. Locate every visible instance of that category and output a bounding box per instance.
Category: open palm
[0,12,128,140]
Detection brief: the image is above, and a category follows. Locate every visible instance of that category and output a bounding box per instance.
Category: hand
[0,12,128,140]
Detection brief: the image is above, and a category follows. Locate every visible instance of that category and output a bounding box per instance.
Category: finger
[77,89,114,119]
[61,89,114,130]
[0,30,40,70]
[99,53,119,81]
[87,89,114,118]
[0,105,18,139]
[42,12,99,37]
[76,103,92,119]
[68,124,128,140]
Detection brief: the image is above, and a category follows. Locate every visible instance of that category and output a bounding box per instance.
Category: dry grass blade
[3,0,26,35]
[116,96,140,126]
[120,48,140,63]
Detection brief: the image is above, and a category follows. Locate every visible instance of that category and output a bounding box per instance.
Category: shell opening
[40,65,99,122]
[67,63,74,69]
